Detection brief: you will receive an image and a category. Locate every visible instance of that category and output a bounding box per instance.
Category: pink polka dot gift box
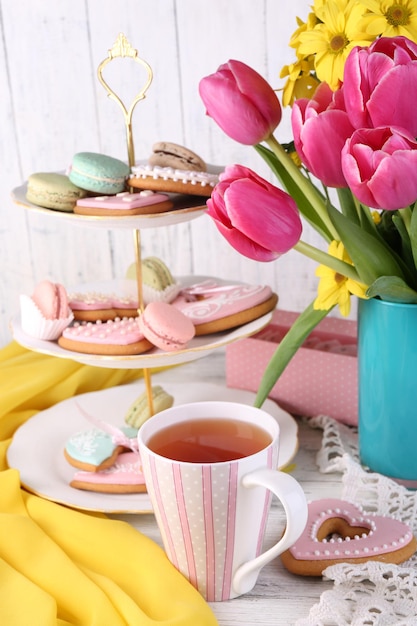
[226,310,358,426]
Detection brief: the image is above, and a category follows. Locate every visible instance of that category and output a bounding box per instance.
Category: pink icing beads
[61,317,145,345]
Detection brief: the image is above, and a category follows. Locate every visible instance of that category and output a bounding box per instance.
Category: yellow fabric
[0,342,217,626]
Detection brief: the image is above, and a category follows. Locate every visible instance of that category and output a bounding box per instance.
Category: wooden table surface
[113,348,344,625]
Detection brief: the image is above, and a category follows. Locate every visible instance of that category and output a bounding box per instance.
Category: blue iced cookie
[69,152,130,194]
[64,425,138,472]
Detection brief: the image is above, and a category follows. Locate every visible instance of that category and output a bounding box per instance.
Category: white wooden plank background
[0,0,352,348]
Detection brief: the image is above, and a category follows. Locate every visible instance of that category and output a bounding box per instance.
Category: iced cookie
[74,190,173,216]
[68,291,139,322]
[70,451,147,494]
[172,280,278,335]
[129,164,220,197]
[64,425,138,472]
[58,317,153,355]
[280,498,417,576]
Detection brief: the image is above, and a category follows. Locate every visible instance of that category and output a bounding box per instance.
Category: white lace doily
[295,415,417,626]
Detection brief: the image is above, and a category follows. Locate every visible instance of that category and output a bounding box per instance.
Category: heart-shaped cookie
[280,498,416,576]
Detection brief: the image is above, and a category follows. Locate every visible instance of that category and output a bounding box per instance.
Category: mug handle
[232,468,308,597]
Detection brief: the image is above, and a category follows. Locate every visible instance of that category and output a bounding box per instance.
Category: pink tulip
[343,36,417,135]
[291,83,355,187]
[199,60,282,145]
[341,126,417,210]
[206,164,302,261]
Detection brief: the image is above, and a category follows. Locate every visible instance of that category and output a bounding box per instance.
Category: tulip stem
[265,135,339,240]
[295,240,362,281]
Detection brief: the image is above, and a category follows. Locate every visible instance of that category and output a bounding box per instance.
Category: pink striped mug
[137,401,307,601]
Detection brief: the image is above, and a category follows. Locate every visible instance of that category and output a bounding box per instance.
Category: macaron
[124,385,174,428]
[126,256,181,304]
[69,152,130,195]
[26,172,88,212]
[149,142,207,172]
[138,301,195,351]
[31,280,70,319]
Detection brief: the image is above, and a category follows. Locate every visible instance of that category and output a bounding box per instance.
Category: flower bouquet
[199,0,417,410]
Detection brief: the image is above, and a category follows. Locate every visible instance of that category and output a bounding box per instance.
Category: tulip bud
[199,60,282,145]
[206,164,302,261]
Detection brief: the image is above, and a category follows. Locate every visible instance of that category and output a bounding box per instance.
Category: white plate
[10,276,274,369]
[11,183,207,229]
[10,164,223,230]
[7,382,298,514]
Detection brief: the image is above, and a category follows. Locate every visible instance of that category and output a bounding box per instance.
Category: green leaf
[366,276,417,303]
[253,302,331,408]
[255,144,333,242]
[409,204,417,271]
[336,187,360,225]
[327,203,405,285]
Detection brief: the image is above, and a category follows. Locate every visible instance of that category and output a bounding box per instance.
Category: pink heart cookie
[280,498,416,576]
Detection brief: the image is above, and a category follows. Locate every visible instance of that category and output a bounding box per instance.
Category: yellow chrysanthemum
[314,241,369,316]
[359,0,417,40]
[280,56,320,106]
[289,13,320,52]
[297,0,375,89]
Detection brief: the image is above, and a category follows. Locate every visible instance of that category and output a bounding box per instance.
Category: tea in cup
[138,401,307,601]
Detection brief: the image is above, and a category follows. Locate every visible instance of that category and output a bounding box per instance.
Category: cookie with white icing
[172,279,278,335]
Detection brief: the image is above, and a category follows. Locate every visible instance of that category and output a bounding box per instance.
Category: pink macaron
[32,280,70,319]
[138,301,195,351]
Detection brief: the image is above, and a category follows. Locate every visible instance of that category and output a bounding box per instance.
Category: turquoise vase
[358,297,417,487]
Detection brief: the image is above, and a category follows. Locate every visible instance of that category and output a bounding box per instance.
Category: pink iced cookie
[70,451,147,493]
[74,190,173,216]
[138,301,195,351]
[58,317,153,355]
[32,280,70,319]
[172,280,278,335]
[281,498,417,576]
[68,291,139,322]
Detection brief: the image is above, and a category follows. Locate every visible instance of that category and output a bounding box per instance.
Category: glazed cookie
[70,451,147,494]
[69,152,130,195]
[64,425,138,472]
[68,291,139,322]
[280,498,417,576]
[149,142,207,172]
[172,280,278,335]
[74,190,173,216]
[125,385,174,429]
[58,317,153,355]
[26,172,87,212]
[129,164,220,197]
[138,301,195,352]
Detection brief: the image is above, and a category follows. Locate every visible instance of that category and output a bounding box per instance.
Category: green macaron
[26,172,87,212]
[124,385,174,428]
[126,256,176,291]
[69,152,130,195]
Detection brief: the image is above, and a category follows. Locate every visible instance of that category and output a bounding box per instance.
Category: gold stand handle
[98,33,155,415]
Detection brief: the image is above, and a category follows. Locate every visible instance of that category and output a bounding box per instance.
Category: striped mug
[137,401,307,601]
